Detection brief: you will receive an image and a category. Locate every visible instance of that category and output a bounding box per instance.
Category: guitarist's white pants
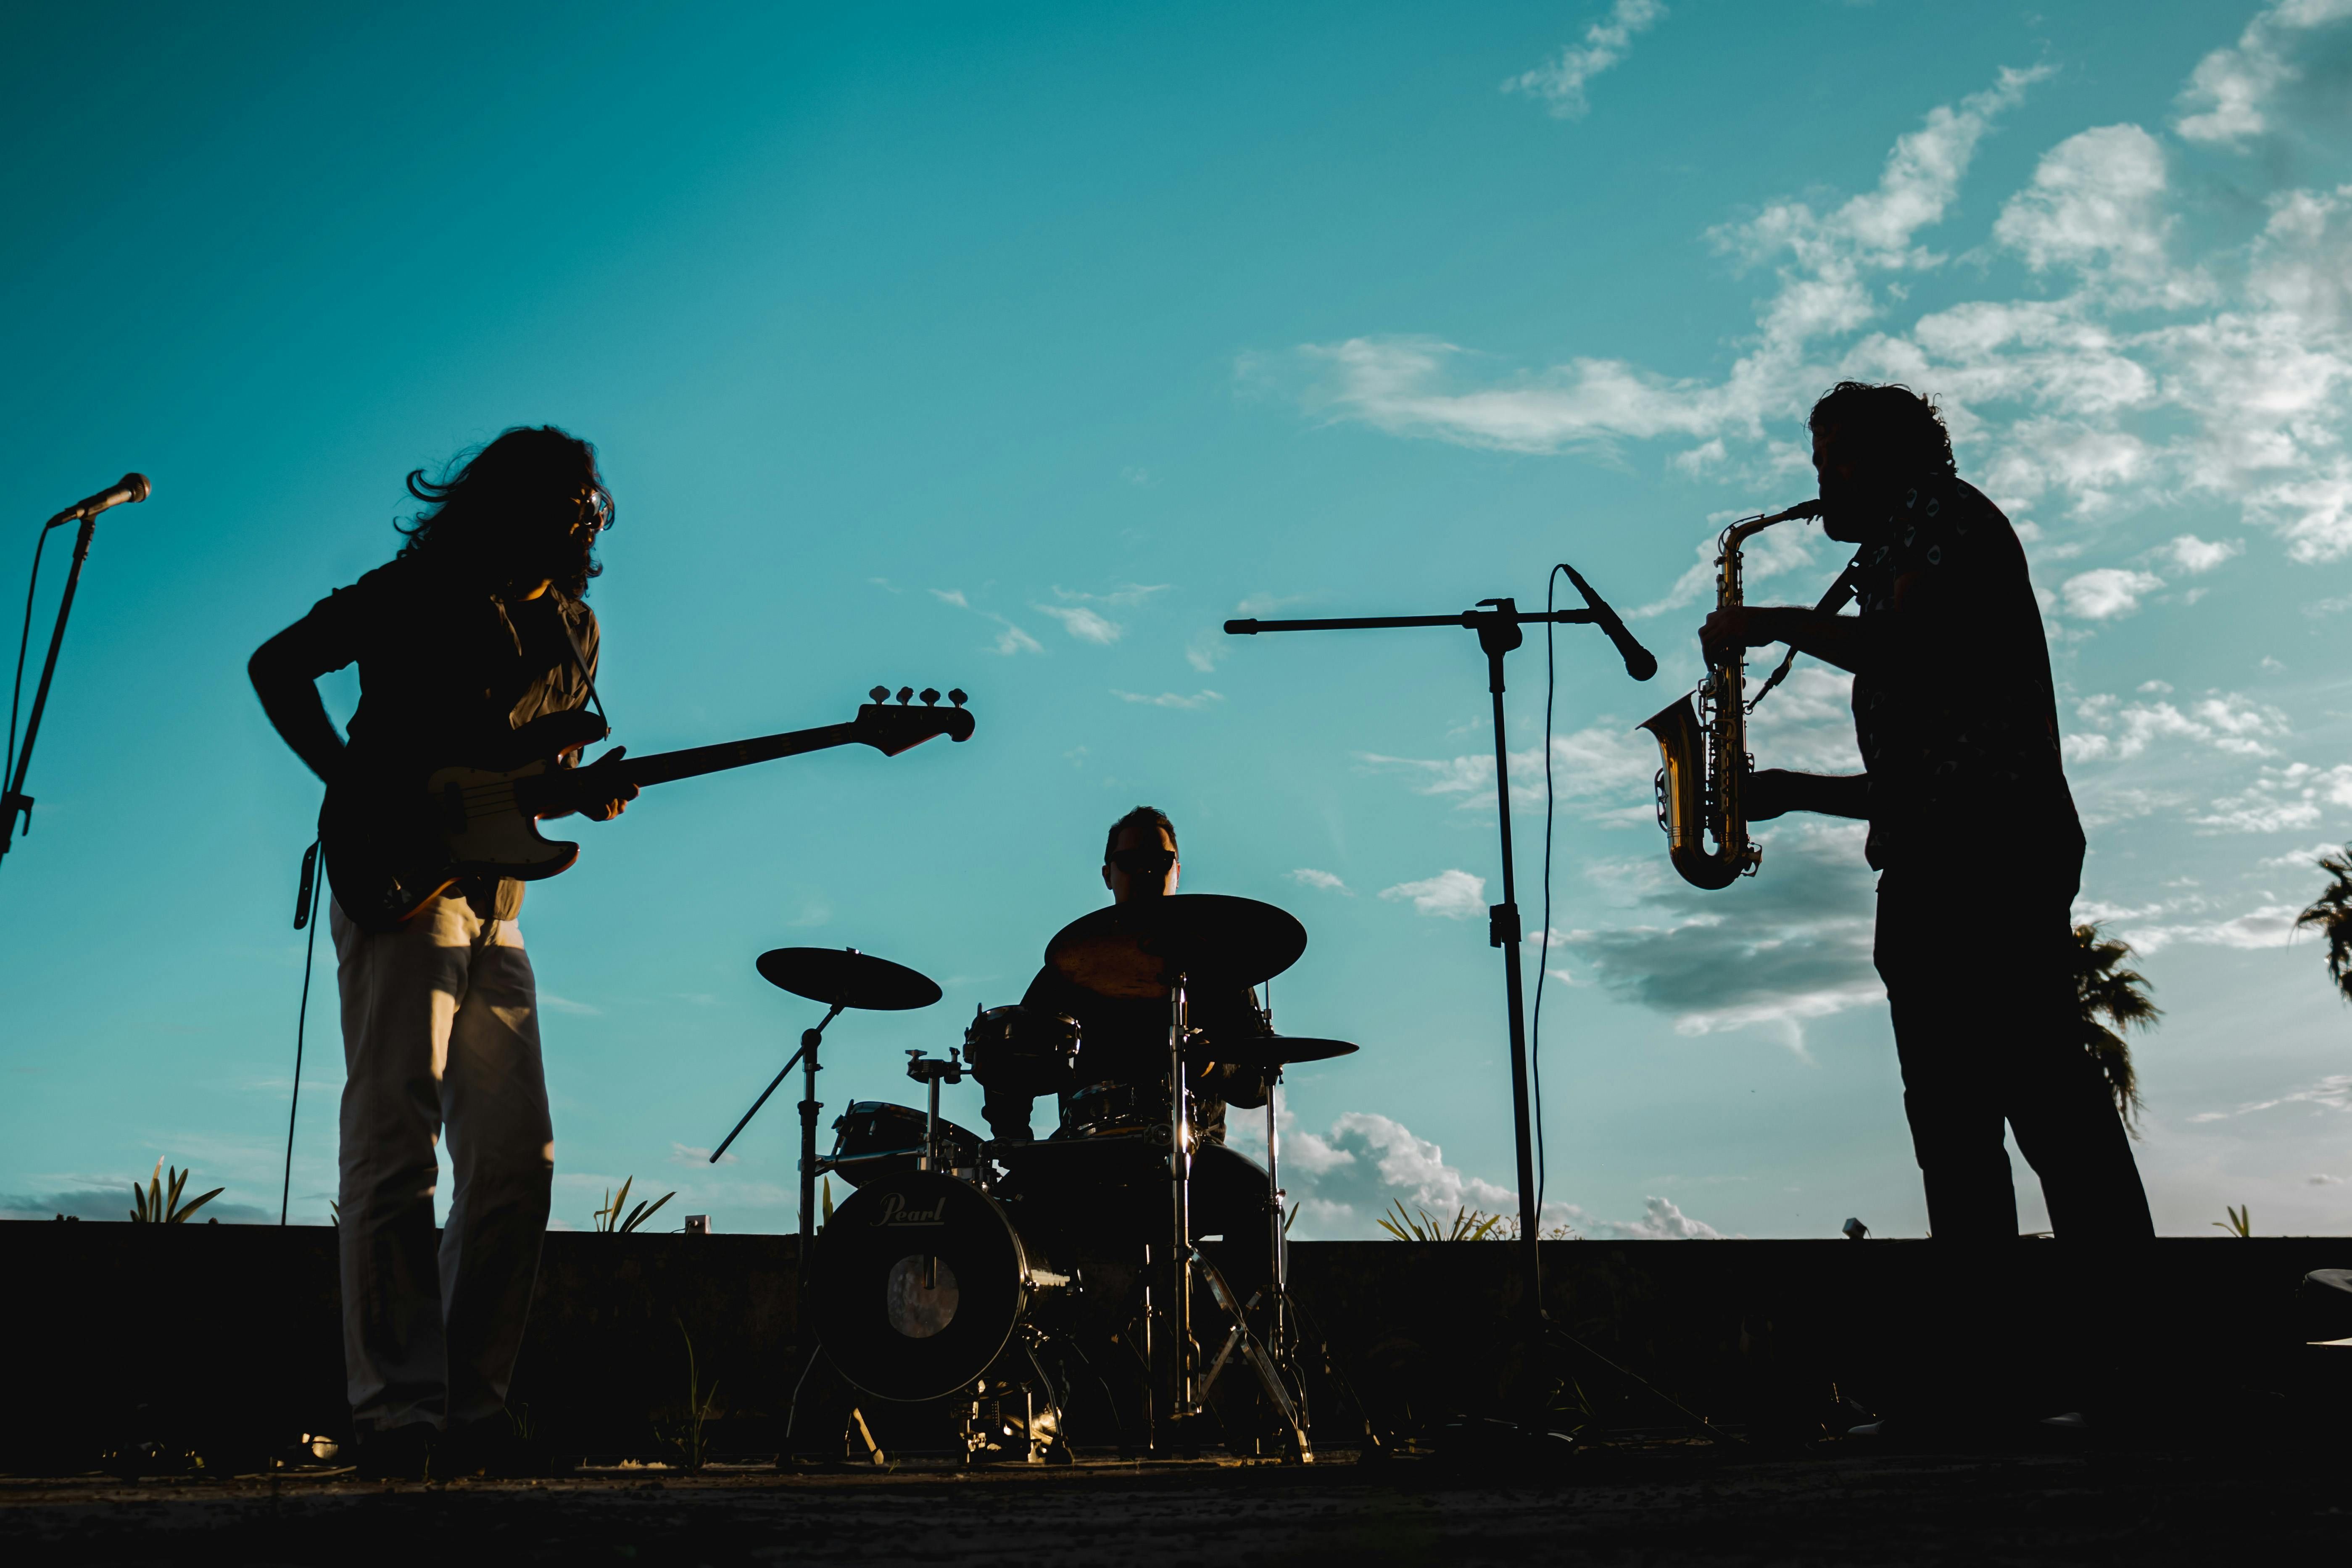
[331,893,554,1431]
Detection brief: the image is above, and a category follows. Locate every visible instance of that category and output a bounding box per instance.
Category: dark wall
[1,1224,2339,1469]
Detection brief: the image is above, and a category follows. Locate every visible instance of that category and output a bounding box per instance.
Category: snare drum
[825,1101,983,1188]
[962,1005,1082,1098]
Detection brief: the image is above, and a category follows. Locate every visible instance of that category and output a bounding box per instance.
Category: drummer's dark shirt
[995,965,1271,1146]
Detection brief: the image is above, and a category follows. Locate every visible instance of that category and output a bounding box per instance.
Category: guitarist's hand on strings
[542,747,639,822]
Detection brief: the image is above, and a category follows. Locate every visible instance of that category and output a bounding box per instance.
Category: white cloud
[1282,42,2352,564]
[2186,1072,2352,1123]
[1226,1109,1734,1240]
[539,993,599,1015]
[1608,1195,1727,1240]
[1993,124,2178,290]
[2122,901,2305,953]
[2061,567,2165,619]
[1358,726,1661,813]
[1056,582,1171,608]
[1034,604,1122,644]
[1287,867,1352,895]
[2065,692,2289,762]
[989,621,1044,656]
[1112,688,1223,709]
[1379,869,1487,920]
[670,1141,737,1167]
[2191,762,2352,832]
[2174,0,2352,147]
[1185,629,1229,672]
[1503,0,1666,120]
[929,588,970,608]
[2161,534,2244,573]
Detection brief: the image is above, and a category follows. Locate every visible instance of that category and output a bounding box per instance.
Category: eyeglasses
[1109,849,1177,875]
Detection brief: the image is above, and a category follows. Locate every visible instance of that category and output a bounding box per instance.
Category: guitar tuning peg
[919,687,940,706]
[869,686,889,703]
[948,688,968,707]
[896,686,914,704]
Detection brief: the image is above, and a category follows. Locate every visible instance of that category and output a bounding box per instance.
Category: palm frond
[2071,923,2160,1135]
[2294,846,2352,1003]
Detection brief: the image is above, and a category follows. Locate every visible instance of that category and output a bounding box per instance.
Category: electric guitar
[322,685,974,933]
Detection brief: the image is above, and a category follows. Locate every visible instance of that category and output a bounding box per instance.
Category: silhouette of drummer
[980,805,1271,1147]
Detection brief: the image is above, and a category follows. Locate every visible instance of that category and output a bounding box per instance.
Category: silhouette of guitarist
[250,426,636,1477]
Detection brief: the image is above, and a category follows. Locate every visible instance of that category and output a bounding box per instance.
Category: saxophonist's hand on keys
[1698,604,1759,666]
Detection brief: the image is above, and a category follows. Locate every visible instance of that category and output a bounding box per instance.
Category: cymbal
[755,947,941,1011]
[1208,1035,1361,1069]
[1045,893,1307,999]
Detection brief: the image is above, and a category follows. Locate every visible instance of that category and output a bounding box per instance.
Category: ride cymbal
[1044,893,1306,999]
[754,947,942,1011]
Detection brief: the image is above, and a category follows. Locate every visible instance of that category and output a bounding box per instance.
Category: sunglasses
[1109,848,1177,875]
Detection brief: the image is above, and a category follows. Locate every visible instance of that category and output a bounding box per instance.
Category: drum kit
[709,892,1361,1463]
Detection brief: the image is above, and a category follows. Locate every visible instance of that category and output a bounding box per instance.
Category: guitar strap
[550,590,612,748]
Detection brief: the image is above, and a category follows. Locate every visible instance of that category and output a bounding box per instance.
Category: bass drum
[809,1169,1070,1403]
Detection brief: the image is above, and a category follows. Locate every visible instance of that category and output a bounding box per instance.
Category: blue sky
[3,1,2349,1239]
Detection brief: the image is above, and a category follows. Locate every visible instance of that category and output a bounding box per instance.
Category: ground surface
[3,1443,2341,1566]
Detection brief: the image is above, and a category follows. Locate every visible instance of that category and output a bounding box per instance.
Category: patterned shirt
[1847,477,2081,872]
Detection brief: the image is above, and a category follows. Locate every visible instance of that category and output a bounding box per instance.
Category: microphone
[1560,563,1657,682]
[46,473,152,529]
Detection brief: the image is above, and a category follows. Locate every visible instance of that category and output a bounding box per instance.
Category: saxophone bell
[1638,501,1821,890]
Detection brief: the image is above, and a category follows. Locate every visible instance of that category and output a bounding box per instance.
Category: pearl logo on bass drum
[872,1191,948,1227]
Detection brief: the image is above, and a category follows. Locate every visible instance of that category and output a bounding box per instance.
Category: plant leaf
[174,1188,224,1224]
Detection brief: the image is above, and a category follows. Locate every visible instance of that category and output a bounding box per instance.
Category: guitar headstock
[854,685,976,756]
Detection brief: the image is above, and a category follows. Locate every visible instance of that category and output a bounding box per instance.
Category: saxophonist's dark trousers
[1874,858,2152,1243]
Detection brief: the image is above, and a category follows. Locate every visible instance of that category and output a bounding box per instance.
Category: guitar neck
[616,722,864,791]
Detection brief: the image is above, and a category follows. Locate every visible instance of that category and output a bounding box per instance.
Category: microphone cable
[281,840,322,1224]
[1530,564,1570,1229]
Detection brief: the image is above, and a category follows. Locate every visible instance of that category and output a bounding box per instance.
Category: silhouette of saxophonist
[1698,382,2152,1243]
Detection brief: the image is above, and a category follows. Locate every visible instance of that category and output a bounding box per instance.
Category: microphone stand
[1,514,101,873]
[1226,588,1654,1415]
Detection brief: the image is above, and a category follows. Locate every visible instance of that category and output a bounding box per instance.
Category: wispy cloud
[929,587,970,608]
[540,993,600,1016]
[989,617,1043,656]
[1379,868,1487,920]
[2173,0,2352,147]
[2187,1071,2352,1122]
[1288,867,1352,895]
[1035,603,1123,644]
[1285,40,2352,564]
[1503,0,1667,120]
[1113,688,1223,709]
[1055,582,1171,608]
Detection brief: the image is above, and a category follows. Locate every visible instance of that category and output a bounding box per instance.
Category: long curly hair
[1807,382,1957,482]
[398,425,615,598]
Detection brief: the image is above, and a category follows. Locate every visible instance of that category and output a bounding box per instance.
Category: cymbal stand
[709,999,846,1265]
[1149,967,1195,1455]
[1226,587,1655,1415]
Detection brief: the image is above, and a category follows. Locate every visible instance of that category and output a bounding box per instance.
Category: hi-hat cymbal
[1045,893,1307,999]
[1208,1035,1361,1069]
[755,947,941,1011]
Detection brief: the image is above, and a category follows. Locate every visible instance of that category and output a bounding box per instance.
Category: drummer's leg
[980,1084,1036,1144]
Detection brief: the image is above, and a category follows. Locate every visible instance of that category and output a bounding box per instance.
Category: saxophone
[1638,501,1821,890]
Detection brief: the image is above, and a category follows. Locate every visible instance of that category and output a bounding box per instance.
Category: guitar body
[320,759,584,934]
[321,691,973,934]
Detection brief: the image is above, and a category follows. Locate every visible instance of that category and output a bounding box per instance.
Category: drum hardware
[1226,577,1658,1417]
[709,946,944,1254]
[823,1102,982,1189]
[963,1004,1081,1099]
[1188,1248,1310,1461]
